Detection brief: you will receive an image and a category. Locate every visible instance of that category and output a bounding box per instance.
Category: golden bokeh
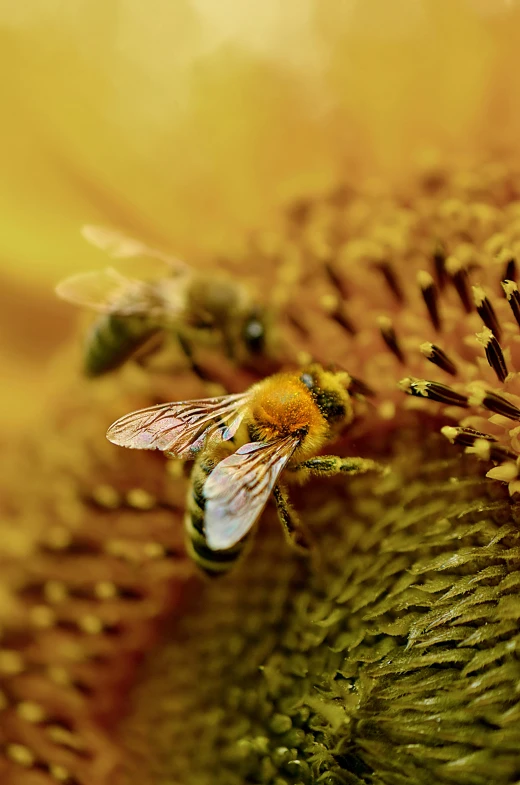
[2,0,519,424]
[0,1,519,281]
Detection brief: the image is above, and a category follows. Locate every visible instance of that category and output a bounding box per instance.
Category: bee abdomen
[184,509,244,577]
[185,457,245,577]
[84,315,158,376]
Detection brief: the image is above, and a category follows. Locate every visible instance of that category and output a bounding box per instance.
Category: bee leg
[176,332,210,381]
[292,455,384,477]
[272,483,310,555]
[133,331,165,368]
[221,328,236,360]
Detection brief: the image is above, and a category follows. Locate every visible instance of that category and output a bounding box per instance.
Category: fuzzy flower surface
[112,162,520,785]
[2,2,520,785]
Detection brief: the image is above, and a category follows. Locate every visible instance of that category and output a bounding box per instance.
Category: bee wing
[106,393,249,458]
[203,435,300,550]
[81,225,152,259]
[55,269,162,316]
[81,225,189,274]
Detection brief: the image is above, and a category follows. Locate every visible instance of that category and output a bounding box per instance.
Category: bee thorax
[248,376,327,443]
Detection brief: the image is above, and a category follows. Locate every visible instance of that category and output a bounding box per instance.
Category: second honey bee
[106,364,382,576]
[56,226,270,378]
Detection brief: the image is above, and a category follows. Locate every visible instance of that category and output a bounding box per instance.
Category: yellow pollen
[92,484,121,508]
[30,605,56,628]
[47,725,85,750]
[50,764,71,782]
[94,581,118,599]
[44,580,68,603]
[47,666,71,686]
[45,525,72,550]
[79,614,104,634]
[17,701,46,723]
[319,293,338,313]
[6,743,35,767]
[143,542,166,559]
[0,650,24,674]
[126,488,156,509]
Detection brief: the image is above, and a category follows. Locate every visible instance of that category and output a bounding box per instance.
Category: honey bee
[106,364,382,576]
[56,226,270,377]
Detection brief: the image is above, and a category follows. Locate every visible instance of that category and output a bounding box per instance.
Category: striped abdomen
[84,315,159,377]
[185,446,246,577]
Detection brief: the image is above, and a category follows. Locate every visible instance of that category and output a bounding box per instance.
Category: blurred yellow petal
[1,0,519,287]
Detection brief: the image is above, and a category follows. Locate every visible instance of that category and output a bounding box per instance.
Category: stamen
[324,260,350,300]
[463,437,517,463]
[441,425,496,448]
[445,256,472,313]
[331,304,356,336]
[472,285,501,341]
[375,261,405,304]
[378,316,405,363]
[432,242,447,291]
[469,388,520,421]
[417,271,441,331]
[504,257,517,284]
[502,280,520,328]
[288,313,310,336]
[476,327,509,383]
[488,444,518,462]
[348,376,375,398]
[286,198,312,226]
[420,342,457,376]
[399,377,469,407]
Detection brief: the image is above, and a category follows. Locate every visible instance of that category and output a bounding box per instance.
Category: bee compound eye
[243,318,265,352]
[299,373,314,390]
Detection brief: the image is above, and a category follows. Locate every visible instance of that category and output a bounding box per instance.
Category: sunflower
[2,2,520,784]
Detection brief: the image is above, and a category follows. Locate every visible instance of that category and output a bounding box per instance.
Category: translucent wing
[203,436,300,550]
[81,225,188,273]
[55,269,162,316]
[81,225,152,259]
[106,393,249,458]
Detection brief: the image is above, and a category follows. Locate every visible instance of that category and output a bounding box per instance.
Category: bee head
[299,364,354,426]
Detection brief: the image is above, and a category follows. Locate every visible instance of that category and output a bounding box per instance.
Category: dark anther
[502,280,520,328]
[375,261,405,304]
[441,425,497,448]
[348,375,375,398]
[331,303,356,335]
[399,377,469,407]
[324,260,350,300]
[420,342,457,376]
[473,285,501,341]
[476,328,508,383]
[379,316,405,363]
[432,242,447,291]
[504,257,517,284]
[446,257,472,314]
[477,390,520,421]
[418,270,441,331]
[489,444,518,462]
